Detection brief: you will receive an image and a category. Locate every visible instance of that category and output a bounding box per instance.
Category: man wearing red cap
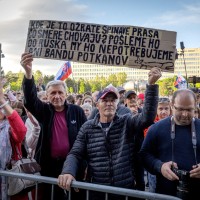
[58,67,162,200]
[137,93,145,109]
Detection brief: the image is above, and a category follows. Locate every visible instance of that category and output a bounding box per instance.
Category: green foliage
[101,76,108,88]
[6,70,198,96]
[90,80,99,92]
[116,72,127,86]
[69,87,74,93]
[157,76,176,96]
[5,70,126,92]
[107,74,118,87]
[65,78,76,92]
[5,71,18,83]
[79,80,85,94]
[43,75,54,84]
[84,81,91,92]
[34,70,43,83]
[15,70,24,90]
[10,82,18,91]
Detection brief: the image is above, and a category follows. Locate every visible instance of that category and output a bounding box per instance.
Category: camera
[171,166,190,200]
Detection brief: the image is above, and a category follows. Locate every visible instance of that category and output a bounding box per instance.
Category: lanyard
[171,116,198,165]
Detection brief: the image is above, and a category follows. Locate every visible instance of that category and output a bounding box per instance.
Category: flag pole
[70,62,78,94]
[180,42,188,88]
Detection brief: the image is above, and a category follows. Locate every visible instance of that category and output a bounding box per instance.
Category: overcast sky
[0,0,199,75]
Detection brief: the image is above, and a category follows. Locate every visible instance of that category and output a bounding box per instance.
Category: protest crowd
[1,50,200,200]
[0,21,200,200]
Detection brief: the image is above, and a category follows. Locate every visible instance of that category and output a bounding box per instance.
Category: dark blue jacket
[140,117,200,199]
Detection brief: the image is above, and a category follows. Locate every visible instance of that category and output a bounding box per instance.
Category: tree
[16,70,24,90]
[100,76,109,89]
[5,71,16,82]
[90,80,99,92]
[10,82,18,91]
[79,79,85,94]
[43,75,54,84]
[66,78,76,92]
[5,71,18,89]
[34,70,43,83]
[84,81,91,93]
[116,72,127,86]
[69,87,74,93]
[157,76,176,96]
[107,74,118,87]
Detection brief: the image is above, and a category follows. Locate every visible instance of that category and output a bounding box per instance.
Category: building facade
[71,48,200,82]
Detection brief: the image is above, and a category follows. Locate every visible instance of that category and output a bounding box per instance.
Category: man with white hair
[20,53,87,200]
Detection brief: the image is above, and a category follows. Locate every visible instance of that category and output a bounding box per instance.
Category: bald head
[172,89,196,125]
[172,89,196,105]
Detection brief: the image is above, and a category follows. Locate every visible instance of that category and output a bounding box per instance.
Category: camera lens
[176,171,190,200]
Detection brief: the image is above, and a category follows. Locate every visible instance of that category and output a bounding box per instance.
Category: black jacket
[22,77,87,176]
[62,84,158,189]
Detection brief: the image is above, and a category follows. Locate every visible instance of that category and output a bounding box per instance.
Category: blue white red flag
[54,61,72,81]
[174,73,187,89]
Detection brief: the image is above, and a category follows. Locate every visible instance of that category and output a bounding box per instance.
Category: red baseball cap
[138,93,145,101]
[97,88,118,101]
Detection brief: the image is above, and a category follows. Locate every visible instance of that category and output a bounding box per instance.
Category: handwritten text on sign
[25,20,177,72]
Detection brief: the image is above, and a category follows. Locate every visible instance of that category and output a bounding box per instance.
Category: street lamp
[134,80,138,94]
[179,41,188,88]
[0,43,5,77]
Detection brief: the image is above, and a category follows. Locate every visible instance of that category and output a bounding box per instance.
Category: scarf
[0,119,12,200]
[0,119,12,169]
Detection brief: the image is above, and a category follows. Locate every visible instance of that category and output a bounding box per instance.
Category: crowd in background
[0,54,200,200]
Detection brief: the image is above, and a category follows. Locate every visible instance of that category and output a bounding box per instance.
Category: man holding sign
[58,67,162,200]
[20,53,87,200]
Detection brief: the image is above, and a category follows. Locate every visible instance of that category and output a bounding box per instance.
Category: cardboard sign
[25,20,177,72]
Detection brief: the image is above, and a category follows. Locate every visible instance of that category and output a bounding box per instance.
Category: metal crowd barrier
[0,170,181,200]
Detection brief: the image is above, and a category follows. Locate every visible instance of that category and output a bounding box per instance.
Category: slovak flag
[54,61,72,81]
[174,73,187,89]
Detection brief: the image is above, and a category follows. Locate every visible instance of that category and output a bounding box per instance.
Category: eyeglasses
[173,105,195,113]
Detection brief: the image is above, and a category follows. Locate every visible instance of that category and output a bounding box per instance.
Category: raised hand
[0,77,13,115]
[0,77,7,103]
[148,67,162,85]
[20,53,33,79]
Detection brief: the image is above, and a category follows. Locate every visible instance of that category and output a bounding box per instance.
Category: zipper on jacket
[106,138,114,186]
[99,122,114,186]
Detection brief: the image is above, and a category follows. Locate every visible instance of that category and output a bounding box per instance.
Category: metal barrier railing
[0,170,181,200]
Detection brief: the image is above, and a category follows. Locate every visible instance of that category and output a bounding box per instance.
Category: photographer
[140,89,200,200]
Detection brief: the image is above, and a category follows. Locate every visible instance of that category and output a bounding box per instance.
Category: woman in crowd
[81,103,93,119]
[81,95,95,108]
[66,94,75,104]
[0,78,27,200]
